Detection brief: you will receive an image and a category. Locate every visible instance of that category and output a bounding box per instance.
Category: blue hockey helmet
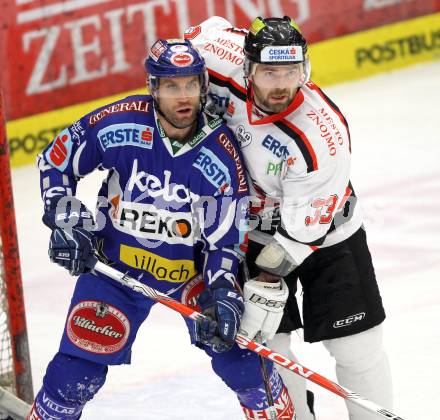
[145,38,209,101]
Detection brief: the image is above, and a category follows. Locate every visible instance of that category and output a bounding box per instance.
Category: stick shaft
[259,355,277,420]
[255,332,277,420]
[91,260,404,420]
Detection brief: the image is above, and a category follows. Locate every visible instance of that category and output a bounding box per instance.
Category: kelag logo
[127,160,200,203]
[98,123,154,150]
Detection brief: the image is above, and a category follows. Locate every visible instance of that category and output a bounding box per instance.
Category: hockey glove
[49,227,96,276]
[195,288,244,352]
[238,277,289,345]
[43,196,96,276]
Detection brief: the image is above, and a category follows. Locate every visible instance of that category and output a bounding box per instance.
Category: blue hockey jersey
[38,95,249,294]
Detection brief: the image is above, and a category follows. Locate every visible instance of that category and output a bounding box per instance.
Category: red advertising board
[1,0,439,121]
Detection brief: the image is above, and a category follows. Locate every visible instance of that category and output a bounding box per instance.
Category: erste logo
[46,128,73,171]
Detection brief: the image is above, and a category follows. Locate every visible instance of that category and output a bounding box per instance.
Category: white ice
[11,59,440,420]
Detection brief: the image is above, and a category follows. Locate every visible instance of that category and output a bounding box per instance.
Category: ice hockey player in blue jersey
[27,39,295,419]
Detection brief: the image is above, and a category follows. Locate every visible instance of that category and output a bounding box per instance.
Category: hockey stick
[88,258,404,420]
[255,332,277,420]
[0,387,30,420]
[240,263,277,418]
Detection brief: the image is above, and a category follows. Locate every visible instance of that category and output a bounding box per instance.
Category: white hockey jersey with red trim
[185,17,363,264]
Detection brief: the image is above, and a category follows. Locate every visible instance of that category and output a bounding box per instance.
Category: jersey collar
[154,106,222,157]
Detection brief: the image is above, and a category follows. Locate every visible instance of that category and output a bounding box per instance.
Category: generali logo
[217,133,248,193]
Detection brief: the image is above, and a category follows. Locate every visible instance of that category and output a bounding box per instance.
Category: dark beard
[254,87,293,113]
[261,98,291,113]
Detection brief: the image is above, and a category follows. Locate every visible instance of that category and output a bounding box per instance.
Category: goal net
[0,90,33,404]
[0,252,15,394]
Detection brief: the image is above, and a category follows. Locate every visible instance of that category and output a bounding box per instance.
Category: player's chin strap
[85,256,405,420]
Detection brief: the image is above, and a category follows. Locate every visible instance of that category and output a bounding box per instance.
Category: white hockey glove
[238,278,289,345]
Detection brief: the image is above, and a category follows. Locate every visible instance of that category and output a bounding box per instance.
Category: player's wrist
[195,287,244,352]
[42,195,95,231]
[255,240,297,277]
[256,271,281,283]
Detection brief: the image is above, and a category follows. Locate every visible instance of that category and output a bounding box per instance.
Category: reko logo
[118,205,193,243]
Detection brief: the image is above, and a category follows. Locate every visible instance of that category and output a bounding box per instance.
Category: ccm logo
[250,293,285,309]
[377,409,403,420]
[333,312,366,328]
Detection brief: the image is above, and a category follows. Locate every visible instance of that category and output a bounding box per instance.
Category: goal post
[0,88,33,403]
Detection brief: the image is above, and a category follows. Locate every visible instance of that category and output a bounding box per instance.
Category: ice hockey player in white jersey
[184,16,393,420]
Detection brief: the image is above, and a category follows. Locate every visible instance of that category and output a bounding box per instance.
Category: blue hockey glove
[43,196,96,276]
[49,227,96,276]
[195,288,244,352]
